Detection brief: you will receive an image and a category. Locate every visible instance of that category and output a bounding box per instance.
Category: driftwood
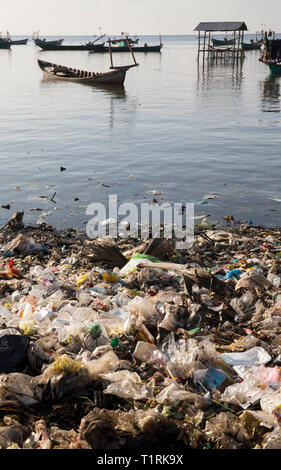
[1,211,24,231]
[89,238,175,269]
[88,240,128,269]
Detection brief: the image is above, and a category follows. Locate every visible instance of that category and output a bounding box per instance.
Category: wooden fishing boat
[243,40,262,50]
[104,43,163,53]
[89,40,163,54]
[34,37,64,47]
[37,42,106,51]
[0,38,11,49]
[37,36,139,86]
[264,61,281,74]
[259,38,281,75]
[37,59,137,85]
[111,35,139,45]
[212,38,235,46]
[10,38,28,45]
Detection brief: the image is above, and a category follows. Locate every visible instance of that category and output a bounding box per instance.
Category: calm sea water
[1,34,281,230]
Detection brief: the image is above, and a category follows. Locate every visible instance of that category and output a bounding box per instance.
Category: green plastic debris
[111,337,120,348]
[187,328,200,336]
[87,323,102,339]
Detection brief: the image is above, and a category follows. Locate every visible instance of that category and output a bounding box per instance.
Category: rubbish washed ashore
[1,211,281,449]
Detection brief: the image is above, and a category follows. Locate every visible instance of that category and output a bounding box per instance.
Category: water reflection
[197,60,244,91]
[39,76,126,95]
[261,76,280,112]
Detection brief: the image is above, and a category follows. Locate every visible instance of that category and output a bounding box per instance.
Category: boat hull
[89,44,163,54]
[0,41,11,49]
[35,38,64,47]
[213,38,234,46]
[243,42,262,50]
[265,61,281,74]
[37,59,130,85]
[106,44,163,52]
[37,43,105,51]
[10,38,28,45]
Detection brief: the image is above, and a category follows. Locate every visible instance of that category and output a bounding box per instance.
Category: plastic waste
[267,273,281,288]
[224,269,242,281]
[119,258,164,277]
[86,351,120,380]
[126,296,159,326]
[19,320,37,335]
[53,355,84,375]
[2,234,49,257]
[102,370,154,400]
[220,347,271,367]
[133,341,158,362]
[0,335,30,374]
[155,382,200,404]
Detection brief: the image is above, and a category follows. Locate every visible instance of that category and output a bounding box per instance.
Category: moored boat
[37,59,137,85]
[34,37,64,47]
[111,34,139,45]
[37,42,105,51]
[243,41,262,50]
[37,35,139,86]
[259,36,281,75]
[10,38,29,45]
[104,43,163,53]
[212,38,235,46]
[264,61,281,74]
[0,35,11,49]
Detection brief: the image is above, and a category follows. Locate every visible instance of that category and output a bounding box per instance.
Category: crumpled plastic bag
[86,350,120,381]
[53,354,85,374]
[221,379,268,409]
[125,296,160,327]
[155,382,202,404]
[235,272,271,293]
[155,332,219,379]
[102,370,154,400]
[2,234,49,257]
[0,373,41,406]
[220,347,271,367]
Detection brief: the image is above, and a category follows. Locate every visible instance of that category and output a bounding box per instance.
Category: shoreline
[0,212,281,449]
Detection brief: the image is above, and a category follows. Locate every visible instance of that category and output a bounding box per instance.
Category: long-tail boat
[10,38,29,45]
[0,34,11,49]
[36,34,105,51]
[212,38,235,46]
[243,40,262,50]
[34,37,64,47]
[259,36,281,75]
[37,36,139,86]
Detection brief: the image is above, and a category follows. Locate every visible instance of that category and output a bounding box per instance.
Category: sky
[1,0,279,36]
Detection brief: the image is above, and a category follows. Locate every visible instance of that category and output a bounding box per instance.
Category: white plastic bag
[220,347,271,367]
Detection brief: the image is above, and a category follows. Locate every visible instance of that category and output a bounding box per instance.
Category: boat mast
[125,35,138,66]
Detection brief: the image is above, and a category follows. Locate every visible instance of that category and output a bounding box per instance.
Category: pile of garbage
[1,216,281,449]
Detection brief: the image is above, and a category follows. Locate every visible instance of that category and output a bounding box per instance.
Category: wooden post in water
[203,30,206,61]
[237,30,243,59]
[207,31,211,59]
[241,30,244,60]
[233,30,236,61]
[197,31,201,61]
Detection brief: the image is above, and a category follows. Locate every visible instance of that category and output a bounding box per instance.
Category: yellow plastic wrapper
[76,274,87,289]
[102,272,117,283]
[19,320,37,335]
[53,354,84,374]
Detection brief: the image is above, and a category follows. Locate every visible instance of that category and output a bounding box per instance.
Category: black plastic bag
[0,335,30,373]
